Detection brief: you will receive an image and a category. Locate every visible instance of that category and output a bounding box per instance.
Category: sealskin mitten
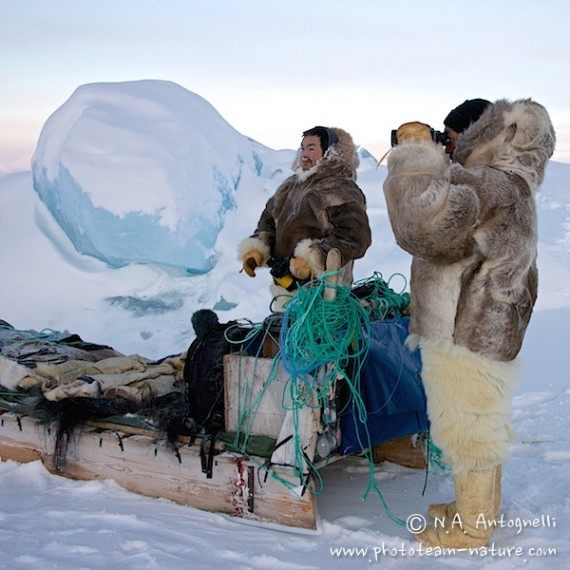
[242,250,264,277]
[289,257,312,280]
[396,121,432,144]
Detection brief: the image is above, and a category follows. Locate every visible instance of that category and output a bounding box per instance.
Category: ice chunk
[32,80,266,272]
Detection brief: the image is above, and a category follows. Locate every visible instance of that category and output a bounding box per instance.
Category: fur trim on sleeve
[293,238,326,276]
[237,237,271,264]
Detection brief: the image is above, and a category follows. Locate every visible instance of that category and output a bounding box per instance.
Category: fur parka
[383,99,555,361]
[238,128,371,290]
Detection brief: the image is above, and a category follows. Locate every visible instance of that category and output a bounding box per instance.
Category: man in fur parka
[238,126,371,309]
[383,99,555,547]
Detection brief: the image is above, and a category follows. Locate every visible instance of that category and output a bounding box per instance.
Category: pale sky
[2,0,569,172]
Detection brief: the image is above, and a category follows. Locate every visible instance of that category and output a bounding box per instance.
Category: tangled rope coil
[279,272,370,384]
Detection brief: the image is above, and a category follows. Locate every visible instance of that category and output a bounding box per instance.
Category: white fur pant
[418,338,520,474]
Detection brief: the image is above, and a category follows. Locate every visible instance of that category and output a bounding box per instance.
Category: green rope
[278,273,370,489]
[220,271,417,525]
[280,275,370,379]
[427,433,449,472]
[0,324,101,350]
[276,272,409,525]
[351,271,410,321]
[0,325,63,342]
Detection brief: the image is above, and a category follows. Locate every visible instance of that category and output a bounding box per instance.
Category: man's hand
[242,250,264,277]
[396,121,432,144]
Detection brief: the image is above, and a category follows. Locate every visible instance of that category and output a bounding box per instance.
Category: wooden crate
[224,353,320,467]
[224,353,290,438]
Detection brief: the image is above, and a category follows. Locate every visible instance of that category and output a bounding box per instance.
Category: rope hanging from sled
[351,271,411,320]
[271,267,371,495]
[225,267,416,526]
[277,270,413,526]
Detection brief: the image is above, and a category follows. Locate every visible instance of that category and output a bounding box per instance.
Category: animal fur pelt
[418,338,519,473]
[7,311,253,473]
[29,389,191,473]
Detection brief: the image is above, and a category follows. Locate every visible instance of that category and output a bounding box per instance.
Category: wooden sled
[0,355,318,530]
[0,250,348,531]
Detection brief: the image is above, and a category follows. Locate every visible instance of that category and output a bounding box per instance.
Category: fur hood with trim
[383,98,555,361]
[454,98,555,191]
[290,127,360,181]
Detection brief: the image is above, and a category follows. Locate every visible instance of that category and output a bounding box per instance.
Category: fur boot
[417,466,500,548]
[428,464,502,521]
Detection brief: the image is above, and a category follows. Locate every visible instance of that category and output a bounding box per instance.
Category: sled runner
[0,404,319,529]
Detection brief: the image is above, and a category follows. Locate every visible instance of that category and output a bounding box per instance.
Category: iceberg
[31,80,267,272]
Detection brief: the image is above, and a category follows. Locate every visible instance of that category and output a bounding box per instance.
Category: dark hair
[302,126,339,153]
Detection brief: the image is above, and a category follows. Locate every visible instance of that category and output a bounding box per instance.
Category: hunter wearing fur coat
[383,99,555,547]
[238,126,371,309]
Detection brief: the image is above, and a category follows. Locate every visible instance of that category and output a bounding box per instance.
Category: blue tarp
[339,316,428,455]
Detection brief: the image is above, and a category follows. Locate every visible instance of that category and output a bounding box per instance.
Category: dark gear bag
[183,309,250,435]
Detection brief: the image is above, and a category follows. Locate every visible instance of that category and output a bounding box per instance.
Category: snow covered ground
[0,82,568,568]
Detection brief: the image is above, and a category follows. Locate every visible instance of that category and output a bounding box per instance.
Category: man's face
[300,135,324,170]
[444,127,459,155]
